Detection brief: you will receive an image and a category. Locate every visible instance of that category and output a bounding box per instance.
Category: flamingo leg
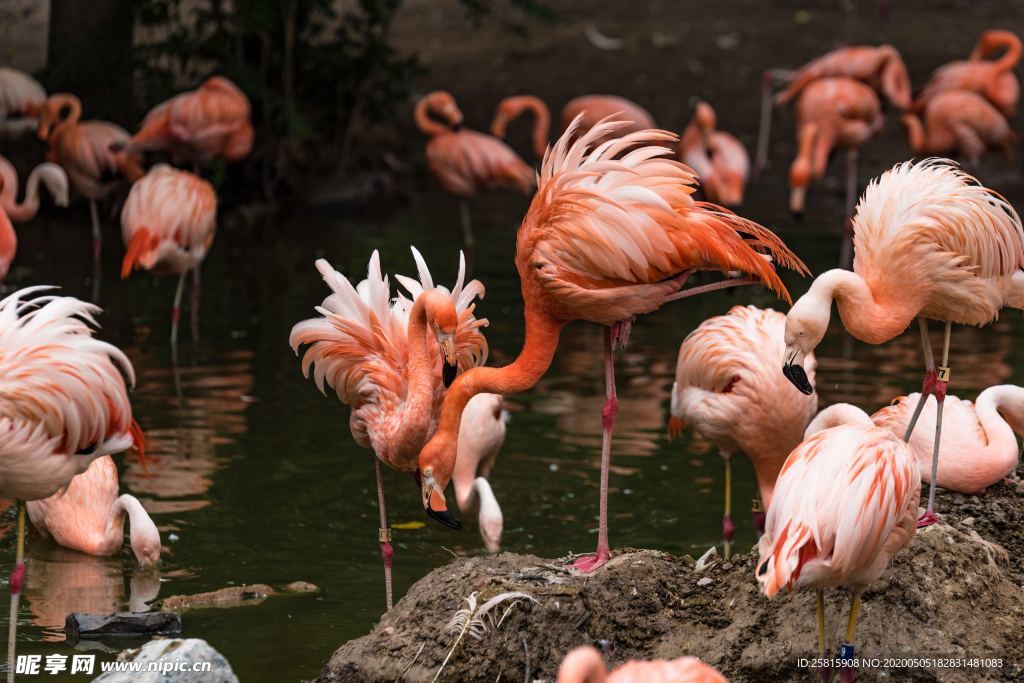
[816,589,831,683]
[918,322,951,527]
[838,592,862,683]
[902,317,937,442]
[839,150,857,270]
[6,502,25,683]
[752,495,766,535]
[568,326,616,572]
[190,267,202,344]
[170,271,188,364]
[754,70,775,176]
[375,458,394,610]
[89,199,102,302]
[722,453,734,561]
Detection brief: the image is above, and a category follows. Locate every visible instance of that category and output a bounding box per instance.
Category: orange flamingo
[290,249,488,609]
[560,95,656,144]
[914,29,1020,118]
[415,91,534,250]
[756,44,910,173]
[119,76,254,168]
[0,68,45,138]
[0,155,69,224]
[490,95,550,160]
[902,90,1015,167]
[782,159,1024,527]
[757,405,919,681]
[0,287,142,672]
[26,455,160,567]
[36,93,143,298]
[416,119,806,573]
[453,393,507,553]
[556,647,728,683]
[669,306,818,559]
[873,385,1024,495]
[0,183,12,282]
[120,165,217,355]
[678,101,749,207]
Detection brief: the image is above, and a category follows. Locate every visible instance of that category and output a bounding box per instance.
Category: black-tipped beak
[443,361,458,387]
[426,506,463,530]
[782,362,814,395]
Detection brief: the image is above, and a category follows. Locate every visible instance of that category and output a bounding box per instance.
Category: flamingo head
[424,291,459,386]
[694,100,716,149]
[782,291,829,396]
[36,94,79,142]
[418,436,461,531]
[424,91,464,131]
[788,159,811,219]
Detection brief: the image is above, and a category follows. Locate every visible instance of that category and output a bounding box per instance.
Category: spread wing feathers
[0,287,136,457]
[525,117,806,302]
[756,425,918,596]
[855,159,1024,280]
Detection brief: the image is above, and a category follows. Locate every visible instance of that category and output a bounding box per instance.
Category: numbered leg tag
[378,528,392,543]
[839,643,855,662]
[751,498,764,513]
[937,366,951,382]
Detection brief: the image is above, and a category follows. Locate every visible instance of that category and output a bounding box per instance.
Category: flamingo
[873,384,1024,495]
[668,306,818,559]
[415,91,534,252]
[0,287,142,678]
[756,44,911,173]
[0,183,12,281]
[0,67,45,138]
[453,393,507,553]
[118,76,254,168]
[902,90,1015,167]
[782,159,1024,527]
[36,93,144,299]
[560,95,656,144]
[556,646,728,683]
[0,155,70,224]
[678,101,749,207]
[119,164,217,357]
[415,118,806,573]
[757,405,919,681]
[289,248,488,609]
[26,455,160,567]
[913,29,1020,118]
[490,95,550,160]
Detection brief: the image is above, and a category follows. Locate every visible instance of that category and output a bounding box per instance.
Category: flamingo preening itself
[913,29,1020,118]
[678,101,749,208]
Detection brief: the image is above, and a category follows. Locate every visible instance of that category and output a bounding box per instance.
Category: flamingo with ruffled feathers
[557,647,727,683]
[782,159,1024,527]
[560,95,656,145]
[913,29,1021,118]
[290,248,488,609]
[757,404,919,682]
[415,117,806,573]
[0,68,45,138]
[679,101,749,207]
[453,393,507,552]
[669,306,818,560]
[0,287,143,679]
[902,90,1015,167]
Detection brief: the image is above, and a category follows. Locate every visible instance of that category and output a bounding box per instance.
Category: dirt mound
[317,474,1024,682]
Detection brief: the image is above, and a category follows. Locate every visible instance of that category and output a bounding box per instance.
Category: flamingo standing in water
[560,95,656,144]
[678,101,749,207]
[902,90,1015,167]
[119,165,217,357]
[0,287,142,678]
[873,384,1024,495]
[490,95,550,160]
[26,455,160,567]
[0,68,45,137]
[415,91,534,252]
[556,647,727,683]
[415,119,806,572]
[0,156,70,224]
[669,306,818,559]
[913,29,1020,118]
[36,93,144,299]
[782,159,1024,526]
[290,249,488,609]
[757,404,919,680]
[756,44,911,172]
[453,393,508,552]
[118,76,254,168]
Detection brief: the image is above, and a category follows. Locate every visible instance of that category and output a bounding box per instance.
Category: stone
[65,612,181,642]
[92,638,237,683]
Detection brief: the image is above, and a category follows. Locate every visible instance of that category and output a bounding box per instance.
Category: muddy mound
[318,476,1024,682]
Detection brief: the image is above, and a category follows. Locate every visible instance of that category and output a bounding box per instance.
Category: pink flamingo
[0,287,142,673]
[453,393,507,553]
[415,118,806,573]
[560,95,656,143]
[678,101,749,207]
[119,76,254,167]
[119,164,217,355]
[556,646,728,683]
[758,404,919,681]
[0,68,45,137]
[490,95,550,160]
[782,159,1024,527]
[902,90,1015,167]
[290,248,488,609]
[873,384,1024,495]
[669,306,818,559]
[0,155,69,223]
[415,91,534,250]
[26,455,160,567]
[913,29,1020,118]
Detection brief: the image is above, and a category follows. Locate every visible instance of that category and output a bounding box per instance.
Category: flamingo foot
[722,514,735,542]
[8,559,24,595]
[916,511,940,528]
[567,546,611,573]
[818,667,833,683]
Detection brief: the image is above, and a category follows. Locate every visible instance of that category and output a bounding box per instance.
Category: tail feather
[129,419,148,471]
[121,227,158,279]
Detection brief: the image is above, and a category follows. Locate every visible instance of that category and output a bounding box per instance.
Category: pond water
[3,8,1024,683]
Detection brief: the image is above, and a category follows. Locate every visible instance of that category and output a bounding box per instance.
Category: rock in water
[65,612,181,641]
[92,638,238,683]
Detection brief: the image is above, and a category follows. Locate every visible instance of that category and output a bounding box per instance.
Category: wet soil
[317,467,1024,682]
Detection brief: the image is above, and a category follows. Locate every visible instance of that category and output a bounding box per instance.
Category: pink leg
[918,321,952,528]
[375,458,394,610]
[752,497,766,535]
[754,70,774,176]
[568,326,617,572]
[90,199,103,302]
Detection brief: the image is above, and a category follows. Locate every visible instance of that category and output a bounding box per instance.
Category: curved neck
[519,96,551,158]
[52,97,82,140]
[806,403,872,436]
[393,292,446,453]
[414,98,448,136]
[813,268,920,345]
[5,168,41,223]
[993,34,1022,71]
[795,123,818,176]
[977,385,1024,440]
[902,114,926,154]
[113,493,160,565]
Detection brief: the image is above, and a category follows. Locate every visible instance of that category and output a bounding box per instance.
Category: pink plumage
[0,155,69,224]
[679,102,749,207]
[453,393,507,552]
[560,95,657,143]
[0,68,46,136]
[556,646,728,683]
[775,45,911,110]
[913,30,1020,117]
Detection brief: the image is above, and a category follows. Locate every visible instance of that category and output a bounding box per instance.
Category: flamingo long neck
[793,123,817,178]
[806,403,873,436]
[0,209,15,278]
[902,114,927,154]
[4,167,42,223]
[521,97,552,159]
[993,33,1022,72]
[114,493,161,566]
[414,98,448,137]
[977,385,1024,449]
[814,269,920,345]
[51,97,82,141]
[393,292,445,455]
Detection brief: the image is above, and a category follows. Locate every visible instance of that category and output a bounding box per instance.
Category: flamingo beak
[789,186,806,220]
[438,334,457,387]
[782,345,814,395]
[421,469,461,530]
